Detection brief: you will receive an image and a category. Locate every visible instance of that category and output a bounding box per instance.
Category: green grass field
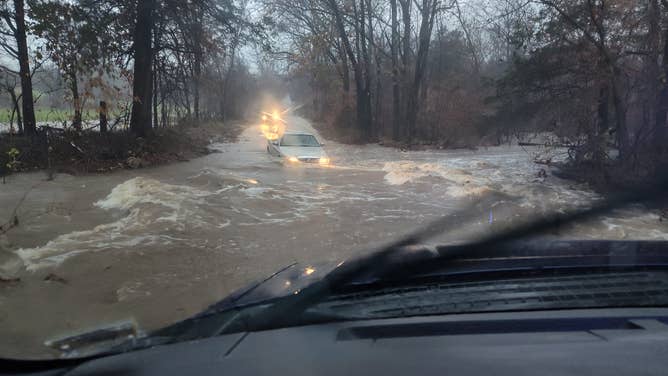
[0,108,124,124]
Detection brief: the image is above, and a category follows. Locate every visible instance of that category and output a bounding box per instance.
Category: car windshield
[1,0,668,362]
[281,134,320,147]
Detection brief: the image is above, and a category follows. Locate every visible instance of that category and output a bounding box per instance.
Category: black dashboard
[7,307,668,376]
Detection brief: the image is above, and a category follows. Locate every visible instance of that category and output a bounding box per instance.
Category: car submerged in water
[267,132,330,165]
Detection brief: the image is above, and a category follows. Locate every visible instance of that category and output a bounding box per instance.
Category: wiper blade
[231,176,668,333]
[45,320,144,358]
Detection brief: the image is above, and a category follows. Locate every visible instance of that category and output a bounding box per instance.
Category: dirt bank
[0,121,245,177]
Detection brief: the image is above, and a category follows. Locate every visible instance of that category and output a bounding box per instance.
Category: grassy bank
[0,120,244,177]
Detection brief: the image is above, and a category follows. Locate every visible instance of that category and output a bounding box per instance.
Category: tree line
[2,0,668,175]
[0,0,261,137]
[273,0,668,170]
[497,0,668,168]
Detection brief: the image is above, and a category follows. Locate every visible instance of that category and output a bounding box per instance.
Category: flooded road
[2,113,668,358]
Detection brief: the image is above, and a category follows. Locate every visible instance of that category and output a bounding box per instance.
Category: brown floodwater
[1,111,667,359]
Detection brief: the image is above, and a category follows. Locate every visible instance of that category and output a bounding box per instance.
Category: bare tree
[129,0,156,137]
[0,0,36,135]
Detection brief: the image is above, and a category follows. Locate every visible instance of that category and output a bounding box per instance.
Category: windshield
[280,134,320,147]
[1,0,668,361]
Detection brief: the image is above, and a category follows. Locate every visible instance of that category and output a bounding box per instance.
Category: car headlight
[319,157,330,165]
[287,156,299,163]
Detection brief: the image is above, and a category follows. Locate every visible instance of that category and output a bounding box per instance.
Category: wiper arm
[44,320,144,358]
[231,176,668,333]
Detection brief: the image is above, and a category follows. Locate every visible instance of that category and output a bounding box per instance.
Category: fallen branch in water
[0,276,20,283]
[0,182,39,235]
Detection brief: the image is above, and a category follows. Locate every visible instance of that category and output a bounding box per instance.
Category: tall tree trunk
[99,101,108,134]
[334,39,351,119]
[399,0,411,141]
[355,75,372,142]
[193,61,200,121]
[363,0,377,138]
[374,50,382,138]
[130,0,155,137]
[13,0,36,136]
[390,0,401,141]
[655,5,668,147]
[339,40,350,94]
[70,71,82,129]
[221,44,237,121]
[161,99,168,128]
[192,10,203,121]
[153,54,159,128]
[594,84,610,163]
[406,0,438,145]
[400,0,411,89]
[183,67,192,119]
[609,69,629,157]
[359,0,372,141]
[327,0,372,140]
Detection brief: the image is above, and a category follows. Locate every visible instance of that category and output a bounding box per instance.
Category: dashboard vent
[336,316,663,340]
[312,272,668,319]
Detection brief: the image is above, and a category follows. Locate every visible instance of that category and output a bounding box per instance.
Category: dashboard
[11,307,668,376]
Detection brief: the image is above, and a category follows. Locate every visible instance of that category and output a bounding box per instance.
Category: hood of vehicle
[33,240,668,360]
[203,240,668,314]
[279,146,327,158]
[201,261,335,315]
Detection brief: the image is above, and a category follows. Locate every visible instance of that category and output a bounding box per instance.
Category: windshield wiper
[229,176,668,333]
[44,321,143,356]
[0,321,146,372]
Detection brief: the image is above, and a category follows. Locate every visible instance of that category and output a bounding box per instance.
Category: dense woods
[0,0,264,175]
[0,0,260,135]
[274,0,668,180]
[1,0,667,181]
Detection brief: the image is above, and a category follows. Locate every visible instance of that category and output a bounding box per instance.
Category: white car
[267,132,330,165]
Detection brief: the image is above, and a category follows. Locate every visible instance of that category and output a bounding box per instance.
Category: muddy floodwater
[2,114,668,358]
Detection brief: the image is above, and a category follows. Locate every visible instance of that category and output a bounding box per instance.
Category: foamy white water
[10,113,667,272]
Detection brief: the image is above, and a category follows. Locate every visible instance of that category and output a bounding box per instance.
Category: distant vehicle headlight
[267,133,279,141]
[288,156,299,163]
[319,157,330,165]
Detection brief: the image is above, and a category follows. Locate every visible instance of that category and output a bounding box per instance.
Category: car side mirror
[320,143,325,147]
